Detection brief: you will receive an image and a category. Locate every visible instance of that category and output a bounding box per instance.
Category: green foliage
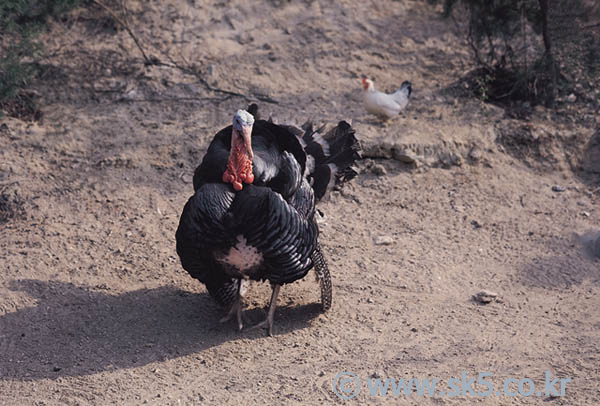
[473,71,493,101]
[0,31,38,101]
[0,0,86,115]
[1,0,85,28]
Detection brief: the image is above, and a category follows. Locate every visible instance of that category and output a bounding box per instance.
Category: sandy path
[1,0,598,404]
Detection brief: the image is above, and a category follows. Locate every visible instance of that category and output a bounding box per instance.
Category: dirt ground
[1,0,599,405]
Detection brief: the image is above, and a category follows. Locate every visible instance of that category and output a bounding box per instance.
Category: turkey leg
[248,284,281,337]
[219,279,247,331]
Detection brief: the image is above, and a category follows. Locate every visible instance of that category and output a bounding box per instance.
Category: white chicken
[362,77,412,120]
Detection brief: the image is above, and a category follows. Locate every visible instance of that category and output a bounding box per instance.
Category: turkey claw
[219,300,246,331]
[248,318,274,337]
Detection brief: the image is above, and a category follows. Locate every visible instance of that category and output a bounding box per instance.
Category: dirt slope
[1,0,599,405]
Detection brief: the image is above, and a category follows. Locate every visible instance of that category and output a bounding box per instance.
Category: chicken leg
[248,284,281,336]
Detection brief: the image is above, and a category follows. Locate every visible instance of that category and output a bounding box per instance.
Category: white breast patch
[218,235,263,273]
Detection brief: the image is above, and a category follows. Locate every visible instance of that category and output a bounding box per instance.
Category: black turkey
[175,105,360,335]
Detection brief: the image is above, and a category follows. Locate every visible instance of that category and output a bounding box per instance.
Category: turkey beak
[223,110,255,191]
[240,124,253,159]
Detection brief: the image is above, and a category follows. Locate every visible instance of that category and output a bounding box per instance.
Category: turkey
[175,105,360,335]
[362,77,412,120]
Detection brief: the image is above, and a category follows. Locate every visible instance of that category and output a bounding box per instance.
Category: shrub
[436,0,599,107]
[0,0,87,118]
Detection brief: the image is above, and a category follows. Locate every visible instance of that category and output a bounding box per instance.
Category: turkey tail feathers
[244,104,361,201]
[311,241,332,312]
[247,103,260,120]
[302,121,361,201]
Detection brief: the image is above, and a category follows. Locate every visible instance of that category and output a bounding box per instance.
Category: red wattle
[223,145,253,191]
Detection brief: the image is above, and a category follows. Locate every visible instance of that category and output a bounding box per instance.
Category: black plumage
[175,106,360,335]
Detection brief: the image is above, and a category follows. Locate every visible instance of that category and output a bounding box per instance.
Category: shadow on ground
[0,279,320,380]
[579,130,600,187]
[517,243,600,289]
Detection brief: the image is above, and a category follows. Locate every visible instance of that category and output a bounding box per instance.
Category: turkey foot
[219,298,246,331]
[219,281,247,330]
[248,284,281,337]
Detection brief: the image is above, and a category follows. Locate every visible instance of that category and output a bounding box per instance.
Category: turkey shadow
[1,279,321,380]
[516,250,600,289]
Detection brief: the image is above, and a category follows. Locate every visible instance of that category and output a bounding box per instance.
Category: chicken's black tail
[397,80,412,98]
[301,121,361,201]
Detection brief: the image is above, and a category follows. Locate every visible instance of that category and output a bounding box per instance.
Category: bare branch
[92,0,154,65]
[116,95,234,104]
[582,22,600,30]
[92,0,281,105]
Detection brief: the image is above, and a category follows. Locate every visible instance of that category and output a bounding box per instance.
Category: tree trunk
[538,0,557,107]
